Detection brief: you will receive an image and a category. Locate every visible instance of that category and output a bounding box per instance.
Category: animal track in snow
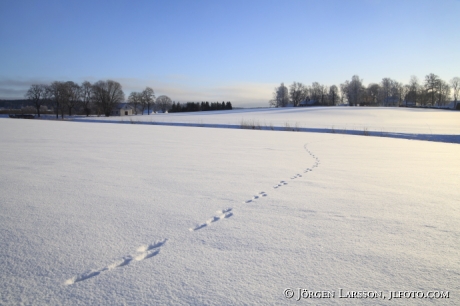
[134,249,160,261]
[189,208,233,231]
[303,145,320,172]
[191,144,320,233]
[136,240,167,253]
[243,191,267,203]
[272,145,321,189]
[64,239,167,285]
[273,181,288,189]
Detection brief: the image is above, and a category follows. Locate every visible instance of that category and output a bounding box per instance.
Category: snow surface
[1,109,459,305]
[73,106,460,136]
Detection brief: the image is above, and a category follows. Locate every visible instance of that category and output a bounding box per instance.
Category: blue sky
[1,0,458,106]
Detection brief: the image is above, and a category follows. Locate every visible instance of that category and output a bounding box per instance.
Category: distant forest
[169,101,232,113]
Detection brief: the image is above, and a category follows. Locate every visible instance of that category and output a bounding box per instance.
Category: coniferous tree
[271,83,289,107]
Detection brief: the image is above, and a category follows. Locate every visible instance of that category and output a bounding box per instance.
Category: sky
[0,0,459,107]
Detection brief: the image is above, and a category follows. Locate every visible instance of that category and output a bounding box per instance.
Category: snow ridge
[64,239,167,285]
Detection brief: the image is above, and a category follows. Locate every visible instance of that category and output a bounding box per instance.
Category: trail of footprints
[192,144,321,231]
[304,145,321,171]
[65,239,167,285]
[66,145,321,284]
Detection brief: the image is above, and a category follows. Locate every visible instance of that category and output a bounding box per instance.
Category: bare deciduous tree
[345,75,364,106]
[329,85,339,106]
[310,82,323,104]
[424,73,441,106]
[367,83,380,105]
[65,81,81,116]
[379,78,399,106]
[396,83,410,106]
[128,92,142,114]
[437,80,450,106]
[81,81,92,116]
[92,80,125,117]
[25,84,47,117]
[406,76,420,106]
[155,95,172,113]
[141,87,155,115]
[450,77,459,102]
[339,82,349,104]
[320,84,328,105]
[47,81,69,119]
[289,82,306,107]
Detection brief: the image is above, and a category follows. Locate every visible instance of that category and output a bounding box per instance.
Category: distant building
[111,103,133,116]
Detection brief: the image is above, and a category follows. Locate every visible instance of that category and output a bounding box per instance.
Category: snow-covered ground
[1,108,459,305]
[73,106,460,135]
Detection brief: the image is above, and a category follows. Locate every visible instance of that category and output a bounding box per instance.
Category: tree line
[24,80,173,118]
[169,101,232,113]
[271,74,460,108]
[25,80,124,118]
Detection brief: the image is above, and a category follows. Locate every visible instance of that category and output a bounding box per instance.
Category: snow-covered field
[1,108,459,305]
[75,106,460,136]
